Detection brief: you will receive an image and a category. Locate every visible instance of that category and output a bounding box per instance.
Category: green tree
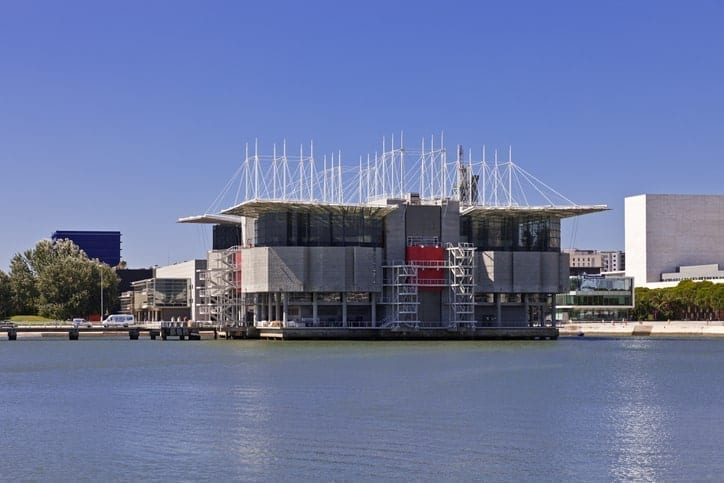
[8,239,120,320]
[693,281,715,320]
[9,253,38,314]
[633,287,653,321]
[0,270,12,318]
[712,284,724,320]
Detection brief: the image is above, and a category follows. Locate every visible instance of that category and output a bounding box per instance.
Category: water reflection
[607,340,672,481]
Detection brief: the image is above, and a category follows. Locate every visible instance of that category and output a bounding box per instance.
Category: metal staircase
[198,246,245,326]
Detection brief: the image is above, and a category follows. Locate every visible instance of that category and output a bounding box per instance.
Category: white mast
[299,144,304,201]
[254,138,259,199]
[309,141,314,201]
[508,145,513,206]
[338,150,342,202]
[494,149,498,206]
[323,155,328,202]
[282,140,287,200]
[482,145,486,206]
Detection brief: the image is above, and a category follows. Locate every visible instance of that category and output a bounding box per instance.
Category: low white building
[132,259,207,321]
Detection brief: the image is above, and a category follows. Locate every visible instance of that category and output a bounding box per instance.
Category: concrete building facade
[625,194,724,286]
[185,199,603,329]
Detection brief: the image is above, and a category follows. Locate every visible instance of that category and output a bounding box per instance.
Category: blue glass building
[51,230,121,266]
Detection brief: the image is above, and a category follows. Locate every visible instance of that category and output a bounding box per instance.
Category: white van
[102,314,135,327]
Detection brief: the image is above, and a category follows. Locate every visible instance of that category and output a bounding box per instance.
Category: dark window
[460,214,560,251]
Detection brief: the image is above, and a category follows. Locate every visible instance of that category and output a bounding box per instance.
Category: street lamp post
[100,267,104,322]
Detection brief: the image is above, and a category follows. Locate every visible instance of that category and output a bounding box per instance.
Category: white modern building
[131,259,207,321]
[625,194,724,287]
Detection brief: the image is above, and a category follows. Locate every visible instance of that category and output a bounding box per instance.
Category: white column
[282,293,288,325]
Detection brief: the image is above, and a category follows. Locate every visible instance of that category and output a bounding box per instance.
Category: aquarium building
[180,137,607,333]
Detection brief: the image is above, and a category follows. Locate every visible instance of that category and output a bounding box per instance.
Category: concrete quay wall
[559,321,724,338]
[256,327,558,341]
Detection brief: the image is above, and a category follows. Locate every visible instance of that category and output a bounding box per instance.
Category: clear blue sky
[1,0,723,270]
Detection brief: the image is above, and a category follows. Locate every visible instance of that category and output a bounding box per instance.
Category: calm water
[1,337,723,481]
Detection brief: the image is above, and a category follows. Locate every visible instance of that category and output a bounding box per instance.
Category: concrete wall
[241,246,383,293]
[440,199,460,245]
[478,251,567,293]
[384,202,406,263]
[405,205,440,241]
[624,195,648,285]
[626,194,724,285]
[418,291,441,323]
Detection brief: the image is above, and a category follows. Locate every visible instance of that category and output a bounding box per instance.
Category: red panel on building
[406,246,445,291]
[235,250,243,294]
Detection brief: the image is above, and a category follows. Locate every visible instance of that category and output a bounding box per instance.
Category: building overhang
[177,214,244,225]
[460,205,609,219]
[219,199,398,219]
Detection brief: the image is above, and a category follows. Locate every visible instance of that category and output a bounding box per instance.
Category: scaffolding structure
[381,263,420,327]
[447,243,476,327]
[198,246,245,326]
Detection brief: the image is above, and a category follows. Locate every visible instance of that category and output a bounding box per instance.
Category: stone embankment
[559,321,724,338]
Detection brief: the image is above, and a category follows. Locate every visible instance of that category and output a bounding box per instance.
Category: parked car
[72,318,93,328]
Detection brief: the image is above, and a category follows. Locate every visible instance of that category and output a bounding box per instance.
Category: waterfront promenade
[559,320,724,338]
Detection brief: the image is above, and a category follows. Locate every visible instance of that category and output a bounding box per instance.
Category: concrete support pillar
[312,293,318,325]
[539,303,544,326]
[282,292,288,325]
[254,295,260,323]
[550,295,556,327]
[523,293,530,327]
[275,292,281,322]
[342,293,348,328]
[267,294,273,322]
[371,293,377,327]
[496,293,502,327]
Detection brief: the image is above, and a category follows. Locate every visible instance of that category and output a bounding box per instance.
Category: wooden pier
[2,325,161,340]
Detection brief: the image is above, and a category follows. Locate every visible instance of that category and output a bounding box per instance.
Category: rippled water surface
[1,338,723,481]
